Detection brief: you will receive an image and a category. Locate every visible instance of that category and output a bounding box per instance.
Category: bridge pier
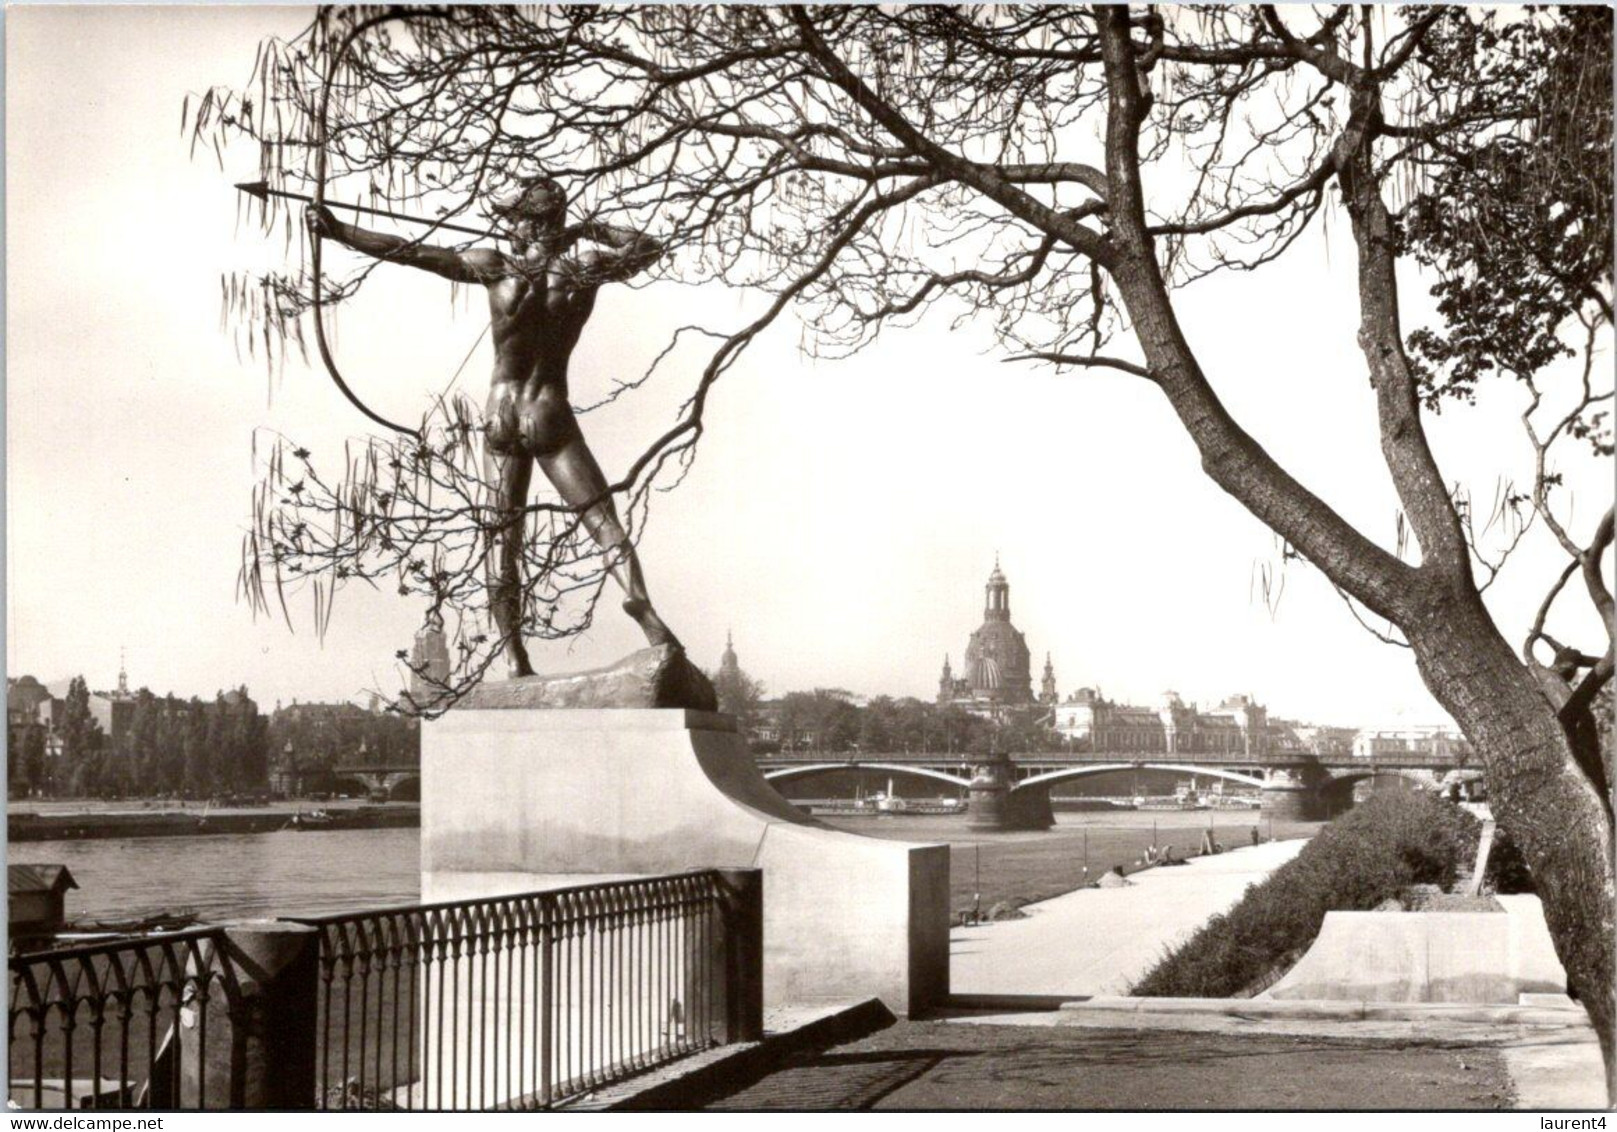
[966,760,1053,831]
[966,762,1012,831]
[1260,768,1318,821]
[1005,786,1054,831]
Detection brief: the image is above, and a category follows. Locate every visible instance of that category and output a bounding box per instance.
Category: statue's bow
[306,8,440,440]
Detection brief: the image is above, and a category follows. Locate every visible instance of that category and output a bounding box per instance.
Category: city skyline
[8,7,1608,732]
[0,553,1514,735]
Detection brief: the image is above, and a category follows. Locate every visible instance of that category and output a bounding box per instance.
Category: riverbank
[8,801,419,841]
[6,810,1317,928]
[820,811,1323,917]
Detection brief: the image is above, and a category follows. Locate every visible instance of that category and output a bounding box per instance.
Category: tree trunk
[1091,14,1614,1096]
[1403,584,1615,1096]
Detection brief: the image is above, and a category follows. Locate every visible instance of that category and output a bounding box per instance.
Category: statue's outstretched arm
[306,205,504,284]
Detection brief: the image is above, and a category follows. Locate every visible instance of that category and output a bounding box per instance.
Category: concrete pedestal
[422,708,948,1016]
[1264,896,1566,1002]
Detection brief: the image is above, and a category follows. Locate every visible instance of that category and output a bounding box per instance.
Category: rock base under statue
[422,703,949,1015]
[457,644,717,712]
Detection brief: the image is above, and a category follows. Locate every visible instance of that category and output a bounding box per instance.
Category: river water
[8,808,1313,926]
[10,827,422,923]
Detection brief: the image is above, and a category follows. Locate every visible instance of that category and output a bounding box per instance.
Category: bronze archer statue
[306,176,680,679]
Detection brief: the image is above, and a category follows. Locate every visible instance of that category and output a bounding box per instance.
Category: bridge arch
[1315,767,1438,816]
[761,762,973,791]
[329,774,372,799]
[1012,762,1267,793]
[384,773,421,801]
[1323,767,1438,789]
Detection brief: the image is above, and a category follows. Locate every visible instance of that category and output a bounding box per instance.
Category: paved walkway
[704,1018,1515,1109]
[951,839,1308,997]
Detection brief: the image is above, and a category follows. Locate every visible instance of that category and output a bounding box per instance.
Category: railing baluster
[540,896,553,1108]
[448,914,460,1111]
[30,976,48,1110]
[406,918,419,1109]
[516,904,527,1106]
[59,971,76,1109]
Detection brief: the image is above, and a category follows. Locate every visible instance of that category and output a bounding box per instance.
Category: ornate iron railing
[291,870,750,1110]
[9,870,759,1111]
[8,928,238,1110]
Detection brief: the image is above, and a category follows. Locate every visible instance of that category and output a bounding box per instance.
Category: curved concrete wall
[422,708,950,1015]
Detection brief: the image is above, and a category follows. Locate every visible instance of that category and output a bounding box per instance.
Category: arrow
[235,180,497,240]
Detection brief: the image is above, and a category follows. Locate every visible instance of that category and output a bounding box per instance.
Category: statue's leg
[482,447,536,678]
[538,435,679,650]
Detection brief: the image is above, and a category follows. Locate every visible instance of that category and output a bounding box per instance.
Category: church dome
[964,616,1032,702]
[970,654,1003,691]
[940,557,1036,707]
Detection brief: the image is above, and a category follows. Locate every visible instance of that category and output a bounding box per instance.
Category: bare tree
[192,6,1613,1085]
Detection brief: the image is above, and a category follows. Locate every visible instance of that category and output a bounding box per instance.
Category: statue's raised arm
[567,221,665,284]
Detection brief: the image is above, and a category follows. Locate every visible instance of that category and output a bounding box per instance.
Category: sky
[6,5,1612,729]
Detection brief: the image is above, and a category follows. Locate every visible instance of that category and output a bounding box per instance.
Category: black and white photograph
[5,3,1613,1114]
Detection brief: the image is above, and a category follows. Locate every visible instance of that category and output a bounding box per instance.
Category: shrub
[1131,790,1480,998]
[1485,826,1536,894]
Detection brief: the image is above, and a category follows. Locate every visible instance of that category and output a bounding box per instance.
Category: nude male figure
[306,176,677,678]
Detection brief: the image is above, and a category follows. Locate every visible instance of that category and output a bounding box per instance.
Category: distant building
[938,560,1037,718]
[748,698,820,751]
[220,687,258,713]
[88,657,137,745]
[1269,720,1357,757]
[1054,689,1271,756]
[8,675,57,725]
[718,631,741,685]
[1352,725,1470,761]
[402,610,452,715]
[7,675,62,794]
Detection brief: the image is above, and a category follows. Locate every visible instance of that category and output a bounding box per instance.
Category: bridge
[330,763,420,800]
[754,747,1470,830]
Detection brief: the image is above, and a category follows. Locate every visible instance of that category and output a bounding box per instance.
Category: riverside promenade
[688,837,1605,1110]
[952,838,1308,997]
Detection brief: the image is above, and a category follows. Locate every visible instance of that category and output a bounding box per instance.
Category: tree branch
[787,6,1116,267]
[1094,6,1421,623]
[1002,352,1152,380]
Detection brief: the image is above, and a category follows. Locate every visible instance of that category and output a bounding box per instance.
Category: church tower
[407,609,451,712]
[983,557,1011,622]
[719,631,741,682]
[938,654,956,704]
[1040,653,1058,704]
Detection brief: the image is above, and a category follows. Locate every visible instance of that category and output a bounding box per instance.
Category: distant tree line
[774,691,1060,757]
[714,664,1059,757]
[47,678,270,799]
[265,703,419,793]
